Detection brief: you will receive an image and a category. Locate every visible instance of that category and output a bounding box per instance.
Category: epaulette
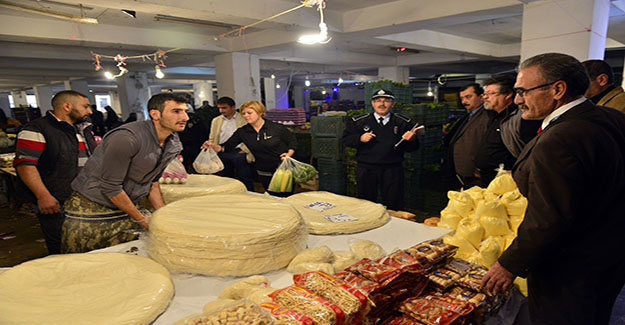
[395,113,411,123]
[351,113,370,122]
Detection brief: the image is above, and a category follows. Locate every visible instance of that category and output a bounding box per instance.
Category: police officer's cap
[371,89,395,100]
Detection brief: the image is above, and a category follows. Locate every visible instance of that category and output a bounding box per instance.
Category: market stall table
[96,217,451,324]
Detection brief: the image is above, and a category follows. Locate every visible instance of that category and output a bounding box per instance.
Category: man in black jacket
[482,53,625,324]
[13,90,95,254]
[343,89,419,210]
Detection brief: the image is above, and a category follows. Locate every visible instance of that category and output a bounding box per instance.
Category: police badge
[363,125,370,132]
[394,126,398,134]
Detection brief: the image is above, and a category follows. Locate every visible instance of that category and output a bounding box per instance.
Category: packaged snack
[445,258,473,276]
[427,267,462,291]
[398,297,462,325]
[260,302,316,325]
[269,286,346,325]
[456,267,488,292]
[332,251,360,272]
[377,251,425,274]
[185,300,274,325]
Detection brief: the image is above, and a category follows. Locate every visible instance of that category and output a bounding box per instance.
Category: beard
[69,109,88,124]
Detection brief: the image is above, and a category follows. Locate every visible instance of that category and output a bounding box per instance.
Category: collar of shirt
[373,112,391,125]
[221,114,236,121]
[468,105,482,119]
[541,97,587,130]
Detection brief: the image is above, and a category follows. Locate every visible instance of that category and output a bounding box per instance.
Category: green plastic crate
[312,137,343,160]
[311,116,345,137]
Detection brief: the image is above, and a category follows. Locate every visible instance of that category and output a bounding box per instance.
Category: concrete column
[108,90,122,115]
[116,72,150,121]
[378,66,410,84]
[64,80,95,104]
[0,93,11,117]
[147,86,162,101]
[10,91,28,107]
[33,86,53,112]
[263,78,276,109]
[215,52,261,107]
[520,0,610,62]
[276,83,289,109]
[292,84,305,110]
[193,81,214,108]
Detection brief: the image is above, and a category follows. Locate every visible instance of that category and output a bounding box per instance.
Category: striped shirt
[14,115,90,169]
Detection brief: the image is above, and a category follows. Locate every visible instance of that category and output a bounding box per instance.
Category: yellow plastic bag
[447,190,474,218]
[514,277,528,296]
[504,234,517,250]
[479,215,513,238]
[443,235,477,260]
[464,186,485,202]
[475,199,508,219]
[438,207,463,230]
[486,172,517,195]
[504,197,528,216]
[490,235,507,252]
[482,191,500,201]
[479,237,502,268]
[508,215,524,233]
[456,217,484,248]
[466,251,485,266]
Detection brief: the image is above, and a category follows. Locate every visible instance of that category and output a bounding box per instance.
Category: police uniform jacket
[343,113,419,166]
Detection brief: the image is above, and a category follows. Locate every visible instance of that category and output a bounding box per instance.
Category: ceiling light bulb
[271,74,276,79]
[297,22,330,45]
[121,9,137,18]
[104,71,114,80]
[321,90,327,95]
[427,90,434,97]
[276,84,281,89]
[337,77,343,85]
[155,66,165,79]
[305,80,311,87]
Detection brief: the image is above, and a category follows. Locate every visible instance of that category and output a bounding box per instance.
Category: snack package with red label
[421,292,475,316]
[333,271,379,295]
[455,267,488,292]
[269,285,346,325]
[423,239,458,256]
[398,297,462,325]
[404,243,450,268]
[293,270,368,321]
[381,315,422,325]
[260,302,317,325]
[377,251,425,275]
[445,258,473,276]
[346,258,402,286]
[446,286,487,307]
[427,267,463,291]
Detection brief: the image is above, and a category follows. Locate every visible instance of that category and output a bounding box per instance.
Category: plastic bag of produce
[447,191,474,218]
[438,207,463,230]
[159,155,188,184]
[486,171,517,195]
[475,199,508,220]
[268,158,298,192]
[479,237,501,268]
[455,217,484,248]
[288,157,318,184]
[192,148,224,174]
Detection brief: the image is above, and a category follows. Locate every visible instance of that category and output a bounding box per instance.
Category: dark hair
[147,93,188,113]
[582,59,614,85]
[520,53,590,98]
[216,96,235,107]
[460,83,483,96]
[51,90,88,109]
[482,74,516,94]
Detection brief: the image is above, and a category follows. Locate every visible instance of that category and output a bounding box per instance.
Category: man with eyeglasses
[481,53,625,324]
[343,89,419,210]
[443,83,489,189]
[582,59,625,113]
[474,74,541,186]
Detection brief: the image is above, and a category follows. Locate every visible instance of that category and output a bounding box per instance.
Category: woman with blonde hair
[202,100,296,195]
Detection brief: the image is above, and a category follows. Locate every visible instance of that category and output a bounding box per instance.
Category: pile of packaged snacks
[269,286,346,325]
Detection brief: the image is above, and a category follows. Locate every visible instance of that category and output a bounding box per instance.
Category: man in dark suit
[482,53,625,324]
[443,83,489,189]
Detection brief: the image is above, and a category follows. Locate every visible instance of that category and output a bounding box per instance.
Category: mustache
[518,104,528,110]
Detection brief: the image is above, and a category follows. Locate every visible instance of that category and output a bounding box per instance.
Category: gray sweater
[72,120,182,207]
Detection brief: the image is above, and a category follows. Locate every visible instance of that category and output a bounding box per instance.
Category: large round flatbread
[148,194,308,276]
[160,174,247,204]
[283,191,390,234]
[0,253,173,325]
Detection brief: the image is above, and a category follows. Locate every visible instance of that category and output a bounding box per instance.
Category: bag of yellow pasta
[455,217,484,248]
[486,169,517,195]
[447,190,474,218]
[438,207,463,230]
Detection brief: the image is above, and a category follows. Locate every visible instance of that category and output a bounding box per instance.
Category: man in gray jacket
[63,93,188,253]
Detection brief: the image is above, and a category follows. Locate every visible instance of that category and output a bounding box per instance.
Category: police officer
[343,89,420,210]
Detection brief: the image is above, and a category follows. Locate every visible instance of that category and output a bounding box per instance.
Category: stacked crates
[311,116,346,194]
[364,80,412,113]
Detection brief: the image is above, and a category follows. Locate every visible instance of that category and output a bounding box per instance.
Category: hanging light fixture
[271,74,276,79]
[104,71,114,80]
[297,1,330,45]
[154,65,165,79]
[276,83,281,89]
[427,81,434,97]
[305,76,311,87]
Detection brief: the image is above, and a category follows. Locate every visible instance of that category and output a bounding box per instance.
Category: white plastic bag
[159,155,188,184]
[193,148,224,174]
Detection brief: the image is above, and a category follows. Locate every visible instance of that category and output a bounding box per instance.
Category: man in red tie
[482,53,625,324]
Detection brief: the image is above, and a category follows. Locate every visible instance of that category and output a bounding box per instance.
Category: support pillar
[263,78,276,109]
[215,52,261,107]
[116,72,150,121]
[378,66,410,84]
[10,91,28,107]
[276,83,289,109]
[0,93,11,117]
[33,86,53,112]
[519,0,610,62]
[193,81,214,108]
[64,80,95,104]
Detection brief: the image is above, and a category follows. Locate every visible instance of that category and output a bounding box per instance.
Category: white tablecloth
[96,217,451,324]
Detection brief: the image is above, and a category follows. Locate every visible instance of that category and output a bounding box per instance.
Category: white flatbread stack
[147,194,308,276]
[0,253,173,325]
[284,191,390,235]
[159,174,247,204]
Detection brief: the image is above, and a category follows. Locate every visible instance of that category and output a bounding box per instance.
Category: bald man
[14,90,96,254]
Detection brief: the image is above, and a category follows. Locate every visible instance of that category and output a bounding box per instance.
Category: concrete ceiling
[0,0,624,93]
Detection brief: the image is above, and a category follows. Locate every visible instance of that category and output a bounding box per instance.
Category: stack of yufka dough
[158,174,247,204]
[147,194,308,276]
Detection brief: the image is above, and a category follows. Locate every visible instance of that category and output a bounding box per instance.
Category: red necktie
[537,126,543,135]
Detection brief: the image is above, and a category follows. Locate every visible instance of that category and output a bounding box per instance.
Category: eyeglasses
[482,91,500,97]
[513,81,557,97]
